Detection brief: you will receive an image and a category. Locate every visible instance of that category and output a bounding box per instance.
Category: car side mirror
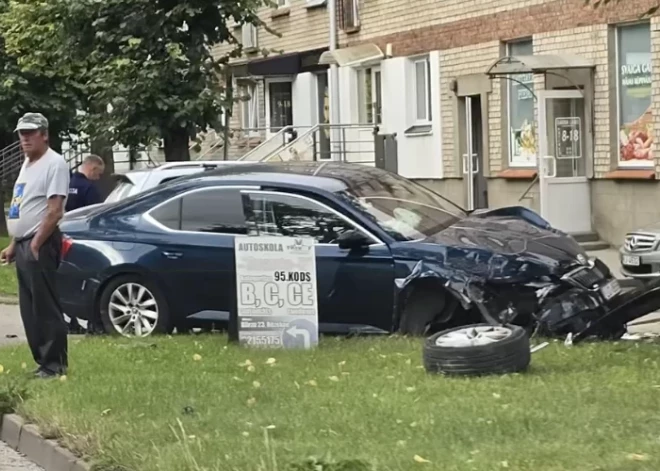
[337,230,370,250]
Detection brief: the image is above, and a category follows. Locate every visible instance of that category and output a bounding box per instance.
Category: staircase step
[572,232,600,243]
[580,240,610,251]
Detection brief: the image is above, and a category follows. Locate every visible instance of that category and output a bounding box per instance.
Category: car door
[240,189,396,333]
[143,185,257,325]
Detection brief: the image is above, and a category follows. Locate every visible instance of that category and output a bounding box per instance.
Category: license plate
[622,255,640,266]
[601,279,622,301]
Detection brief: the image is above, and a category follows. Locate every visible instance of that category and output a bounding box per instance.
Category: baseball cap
[14,112,49,132]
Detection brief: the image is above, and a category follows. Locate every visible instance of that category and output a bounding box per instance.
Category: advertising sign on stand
[234,236,319,349]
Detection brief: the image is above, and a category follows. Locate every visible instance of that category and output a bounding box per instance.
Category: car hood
[629,220,660,234]
[419,212,586,273]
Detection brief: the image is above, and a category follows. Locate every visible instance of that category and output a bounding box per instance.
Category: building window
[276,0,289,7]
[341,0,360,30]
[413,57,432,122]
[358,67,382,125]
[238,82,259,131]
[506,39,536,167]
[616,22,653,167]
[241,23,258,51]
[266,80,293,133]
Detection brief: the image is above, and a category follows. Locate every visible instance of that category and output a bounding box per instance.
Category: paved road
[0,303,26,348]
[0,441,43,471]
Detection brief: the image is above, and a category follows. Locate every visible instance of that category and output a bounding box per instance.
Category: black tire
[98,274,172,337]
[423,323,531,376]
[398,286,452,336]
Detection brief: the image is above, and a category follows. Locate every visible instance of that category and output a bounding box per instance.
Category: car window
[148,188,247,235]
[245,192,361,244]
[158,176,184,186]
[149,198,182,230]
[105,181,135,203]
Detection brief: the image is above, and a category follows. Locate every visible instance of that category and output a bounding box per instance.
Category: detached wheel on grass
[98,274,172,338]
[423,324,531,376]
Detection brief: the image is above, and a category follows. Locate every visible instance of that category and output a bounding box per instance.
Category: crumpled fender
[394,259,505,326]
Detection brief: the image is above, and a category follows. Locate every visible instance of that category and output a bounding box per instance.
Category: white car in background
[105,160,250,203]
[67,160,250,215]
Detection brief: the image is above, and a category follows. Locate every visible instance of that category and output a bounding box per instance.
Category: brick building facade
[214,0,660,247]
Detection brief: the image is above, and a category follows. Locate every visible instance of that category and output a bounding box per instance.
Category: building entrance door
[537,90,591,234]
[463,95,488,210]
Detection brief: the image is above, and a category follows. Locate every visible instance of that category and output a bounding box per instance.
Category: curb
[0,295,18,305]
[1,414,91,471]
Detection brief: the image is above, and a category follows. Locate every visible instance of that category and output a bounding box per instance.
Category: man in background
[65,154,105,212]
[64,154,105,334]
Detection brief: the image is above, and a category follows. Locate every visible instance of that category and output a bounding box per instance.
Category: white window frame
[614,21,653,169]
[505,38,535,168]
[412,56,432,124]
[241,23,258,51]
[276,0,289,8]
[238,81,259,136]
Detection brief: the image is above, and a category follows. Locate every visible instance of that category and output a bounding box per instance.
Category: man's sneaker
[34,368,63,379]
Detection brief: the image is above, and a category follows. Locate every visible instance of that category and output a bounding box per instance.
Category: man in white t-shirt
[0,112,70,379]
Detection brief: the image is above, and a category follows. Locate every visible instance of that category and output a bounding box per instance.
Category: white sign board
[234,236,319,349]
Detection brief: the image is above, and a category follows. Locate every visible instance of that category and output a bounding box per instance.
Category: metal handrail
[194,137,225,161]
[518,173,539,202]
[259,125,319,162]
[238,126,302,162]
[258,123,379,163]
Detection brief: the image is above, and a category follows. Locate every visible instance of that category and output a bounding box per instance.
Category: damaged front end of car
[395,252,660,344]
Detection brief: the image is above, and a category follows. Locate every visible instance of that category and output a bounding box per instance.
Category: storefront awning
[318,43,384,67]
[485,54,595,76]
[232,48,328,77]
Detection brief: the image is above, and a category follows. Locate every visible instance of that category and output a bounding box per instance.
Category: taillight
[61,237,73,258]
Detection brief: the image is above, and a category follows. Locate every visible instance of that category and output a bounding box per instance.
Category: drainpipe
[328,0,341,161]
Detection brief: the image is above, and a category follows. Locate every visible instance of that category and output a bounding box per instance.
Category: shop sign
[555,117,582,159]
[620,62,652,88]
[234,236,319,349]
[618,61,653,165]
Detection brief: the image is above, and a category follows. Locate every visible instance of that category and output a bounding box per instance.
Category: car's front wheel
[98,274,172,337]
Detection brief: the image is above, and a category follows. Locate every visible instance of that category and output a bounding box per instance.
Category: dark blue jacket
[65,171,102,212]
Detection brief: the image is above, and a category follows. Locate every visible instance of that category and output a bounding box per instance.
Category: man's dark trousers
[14,230,68,375]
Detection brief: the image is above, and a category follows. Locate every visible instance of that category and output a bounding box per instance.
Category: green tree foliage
[1,0,269,161]
[0,0,80,150]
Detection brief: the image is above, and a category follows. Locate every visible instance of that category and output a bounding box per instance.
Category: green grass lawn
[0,236,16,296]
[2,336,660,471]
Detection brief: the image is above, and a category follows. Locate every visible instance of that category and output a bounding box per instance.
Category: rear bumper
[57,263,101,321]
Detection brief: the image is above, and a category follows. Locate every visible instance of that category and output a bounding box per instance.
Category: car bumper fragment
[395,259,660,343]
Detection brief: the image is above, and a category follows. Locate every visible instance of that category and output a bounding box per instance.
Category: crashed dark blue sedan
[55,161,657,341]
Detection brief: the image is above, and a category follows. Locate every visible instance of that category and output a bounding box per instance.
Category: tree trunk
[91,138,116,200]
[163,126,190,162]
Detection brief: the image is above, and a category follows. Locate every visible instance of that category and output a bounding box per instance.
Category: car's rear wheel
[98,274,172,337]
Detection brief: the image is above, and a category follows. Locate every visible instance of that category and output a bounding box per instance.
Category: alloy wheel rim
[434,325,512,348]
[108,283,159,337]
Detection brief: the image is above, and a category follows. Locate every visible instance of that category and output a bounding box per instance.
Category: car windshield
[338,174,466,242]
